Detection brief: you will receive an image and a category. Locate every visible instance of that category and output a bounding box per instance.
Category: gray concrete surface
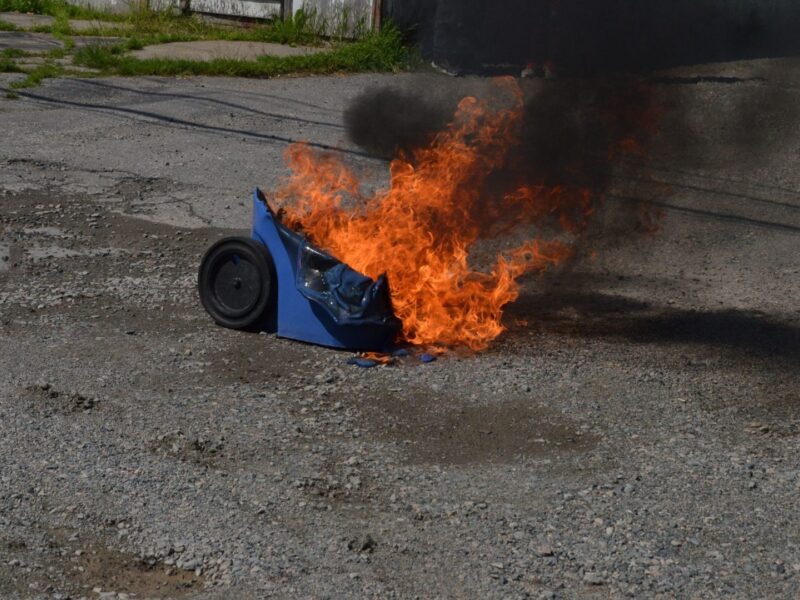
[130,40,320,61]
[0,30,120,53]
[0,11,127,32]
[0,12,55,28]
[0,31,64,52]
[0,65,799,599]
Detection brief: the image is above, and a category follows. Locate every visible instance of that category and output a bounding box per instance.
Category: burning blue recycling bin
[198,189,400,351]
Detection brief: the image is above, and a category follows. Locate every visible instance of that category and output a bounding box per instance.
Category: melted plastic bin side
[250,188,399,351]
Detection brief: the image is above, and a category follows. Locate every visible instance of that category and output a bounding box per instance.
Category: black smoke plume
[343,68,800,255]
[344,86,453,160]
[345,77,658,209]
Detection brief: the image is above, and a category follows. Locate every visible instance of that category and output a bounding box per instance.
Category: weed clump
[10,62,62,88]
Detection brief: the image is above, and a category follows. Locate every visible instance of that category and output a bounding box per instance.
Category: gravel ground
[1,64,799,599]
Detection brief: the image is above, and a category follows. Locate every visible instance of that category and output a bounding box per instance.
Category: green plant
[351,15,369,41]
[0,18,17,31]
[72,44,119,70]
[4,91,20,99]
[124,36,144,51]
[330,5,352,41]
[50,11,71,36]
[0,56,22,72]
[0,59,20,72]
[9,62,63,88]
[47,46,67,58]
[267,8,327,44]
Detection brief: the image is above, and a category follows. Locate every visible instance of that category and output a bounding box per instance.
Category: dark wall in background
[382,0,800,75]
[381,0,438,56]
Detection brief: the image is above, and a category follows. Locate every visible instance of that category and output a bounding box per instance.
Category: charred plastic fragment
[198,189,400,351]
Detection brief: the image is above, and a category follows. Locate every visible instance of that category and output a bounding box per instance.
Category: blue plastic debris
[250,188,400,350]
[392,348,410,358]
[419,353,437,363]
[347,357,379,368]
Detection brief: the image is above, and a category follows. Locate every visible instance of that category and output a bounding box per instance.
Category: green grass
[0,18,17,30]
[73,25,408,78]
[50,11,71,35]
[73,9,333,46]
[46,45,68,58]
[2,48,28,58]
[9,62,62,87]
[0,0,121,20]
[0,49,24,75]
[4,91,20,98]
[0,56,23,72]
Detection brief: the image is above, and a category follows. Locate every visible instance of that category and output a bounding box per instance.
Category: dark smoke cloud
[344,86,454,160]
[515,80,656,190]
[345,68,800,193]
[345,77,659,235]
[343,68,800,265]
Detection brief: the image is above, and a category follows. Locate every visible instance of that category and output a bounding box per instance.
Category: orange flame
[274,78,646,351]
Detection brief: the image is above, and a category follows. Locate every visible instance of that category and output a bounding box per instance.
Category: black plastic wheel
[198,237,276,330]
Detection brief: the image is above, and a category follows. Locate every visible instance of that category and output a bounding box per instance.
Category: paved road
[1,65,799,599]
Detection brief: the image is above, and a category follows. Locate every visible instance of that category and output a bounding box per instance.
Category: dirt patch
[737,390,800,439]
[295,470,365,504]
[149,429,225,467]
[23,382,99,415]
[0,528,203,599]
[70,544,202,599]
[200,330,310,386]
[363,392,597,465]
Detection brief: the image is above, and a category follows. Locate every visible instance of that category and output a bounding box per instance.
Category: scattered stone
[583,572,604,585]
[348,534,376,553]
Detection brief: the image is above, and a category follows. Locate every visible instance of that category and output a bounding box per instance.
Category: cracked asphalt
[1,62,799,599]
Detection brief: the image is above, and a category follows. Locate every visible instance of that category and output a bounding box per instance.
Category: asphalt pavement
[1,62,799,599]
